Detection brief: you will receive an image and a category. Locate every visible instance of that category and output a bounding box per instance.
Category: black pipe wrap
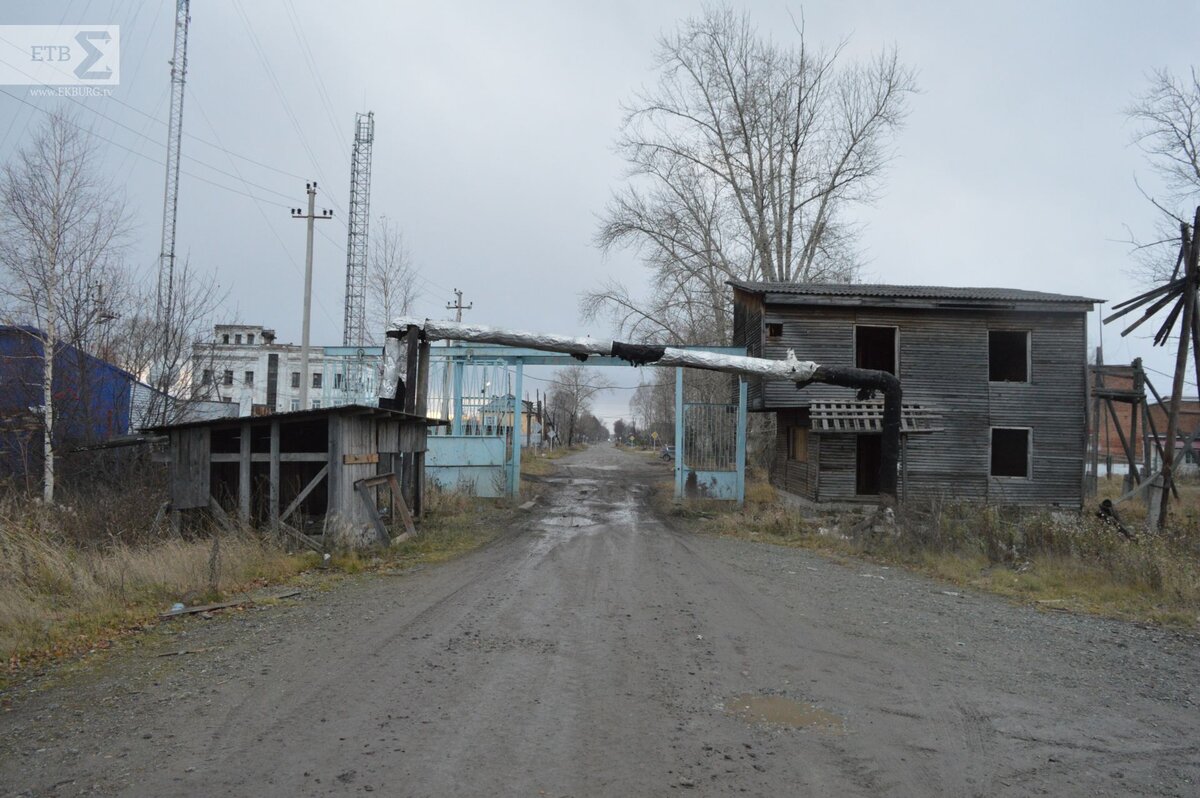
[812,365,903,501]
[611,341,667,365]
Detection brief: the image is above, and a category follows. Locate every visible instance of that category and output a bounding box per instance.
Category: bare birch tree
[0,111,129,502]
[366,216,420,344]
[1126,68,1200,281]
[548,365,614,446]
[584,6,916,344]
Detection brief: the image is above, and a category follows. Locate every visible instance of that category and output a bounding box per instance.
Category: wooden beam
[238,421,251,523]
[343,452,379,465]
[211,452,328,463]
[269,420,280,529]
[280,463,329,523]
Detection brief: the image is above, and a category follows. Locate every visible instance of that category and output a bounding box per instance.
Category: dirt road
[2,444,1197,796]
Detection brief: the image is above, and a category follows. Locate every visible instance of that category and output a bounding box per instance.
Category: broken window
[766,322,783,339]
[222,369,233,386]
[856,434,882,495]
[855,326,896,375]
[221,333,229,344]
[244,370,254,386]
[201,369,212,385]
[989,330,1029,382]
[312,373,322,389]
[291,371,300,389]
[991,427,1030,477]
[787,427,808,462]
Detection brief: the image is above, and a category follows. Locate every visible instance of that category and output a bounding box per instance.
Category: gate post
[509,359,523,498]
[736,377,747,506]
[675,367,684,500]
[452,360,464,435]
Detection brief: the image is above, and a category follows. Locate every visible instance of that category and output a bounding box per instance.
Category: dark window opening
[312,373,322,389]
[856,434,882,495]
[244,370,254,385]
[989,330,1029,382]
[855,326,896,375]
[334,372,344,389]
[247,333,255,345]
[766,322,783,339]
[291,371,300,388]
[222,369,233,386]
[991,428,1030,477]
[201,369,212,385]
[787,427,808,462]
[221,333,229,344]
[235,334,242,344]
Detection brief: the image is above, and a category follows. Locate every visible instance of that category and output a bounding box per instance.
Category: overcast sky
[1,1,1198,425]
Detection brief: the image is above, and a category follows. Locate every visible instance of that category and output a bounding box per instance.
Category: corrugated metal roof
[728,280,1101,305]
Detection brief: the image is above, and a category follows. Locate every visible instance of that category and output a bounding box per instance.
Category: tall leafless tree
[366,216,420,344]
[1126,68,1200,281]
[0,111,129,502]
[584,6,915,344]
[548,365,613,446]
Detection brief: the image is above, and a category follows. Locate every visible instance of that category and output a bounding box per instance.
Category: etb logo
[0,26,120,86]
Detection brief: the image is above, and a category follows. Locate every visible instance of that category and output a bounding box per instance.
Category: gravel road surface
[1,444,1197,797]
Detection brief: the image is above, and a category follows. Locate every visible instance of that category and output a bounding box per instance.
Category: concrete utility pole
[291,183,333,410]
[446,288,472,322]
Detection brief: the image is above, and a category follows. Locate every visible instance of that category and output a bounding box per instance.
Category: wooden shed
[149,405,446,546]
[731,282,1100,507]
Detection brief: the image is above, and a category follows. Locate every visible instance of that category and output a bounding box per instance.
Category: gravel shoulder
[1,444,1197,797]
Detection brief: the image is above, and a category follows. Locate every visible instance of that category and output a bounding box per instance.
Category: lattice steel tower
[156,0,190,355]
[343,111,374,348]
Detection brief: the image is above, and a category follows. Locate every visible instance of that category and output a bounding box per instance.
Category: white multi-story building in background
[192,324,383,416]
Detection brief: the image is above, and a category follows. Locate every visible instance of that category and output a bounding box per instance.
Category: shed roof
[144,404,448,433]
[729,281,1100,309]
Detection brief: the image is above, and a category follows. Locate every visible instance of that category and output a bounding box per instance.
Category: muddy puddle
[725,693,844,733]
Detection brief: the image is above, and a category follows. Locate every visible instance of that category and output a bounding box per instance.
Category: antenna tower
[343,111,374,347]
[156,0,190,372]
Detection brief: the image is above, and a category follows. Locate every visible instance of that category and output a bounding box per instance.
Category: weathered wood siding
[169,427,210,509]
[732,288,766,410]
[761,306,1087,507]
[771,409,817,499]
[327,415,379,525]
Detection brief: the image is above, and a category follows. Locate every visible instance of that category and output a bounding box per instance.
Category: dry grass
[684,480,1200,628]
[0,497,310,677]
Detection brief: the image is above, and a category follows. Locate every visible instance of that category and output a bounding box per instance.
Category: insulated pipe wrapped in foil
[655,347,818,383]
[390,317,613,359]
[377,335,405,402]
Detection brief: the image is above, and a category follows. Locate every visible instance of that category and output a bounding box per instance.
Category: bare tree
[1126,68,1200,281]
[108,258,227,425]
[366,216,420,344]
[584,6,915,344]
[548,365,614,446]
[0,111,129,502]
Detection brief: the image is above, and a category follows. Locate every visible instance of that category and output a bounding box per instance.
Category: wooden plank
[280,463,329,523]
[269,420,280,528]
[238,421,251,523]
[343,452,379,465]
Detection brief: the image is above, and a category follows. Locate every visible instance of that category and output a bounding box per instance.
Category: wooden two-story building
[731,282,1099,507]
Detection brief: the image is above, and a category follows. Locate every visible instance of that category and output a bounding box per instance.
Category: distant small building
[191,323,384,415]
[730,282,1099,507]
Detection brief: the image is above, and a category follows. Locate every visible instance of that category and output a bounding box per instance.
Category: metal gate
[424,357,517,497]
[675,369,747,502]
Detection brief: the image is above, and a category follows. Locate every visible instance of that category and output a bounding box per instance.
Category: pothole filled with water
[725,693,844,732]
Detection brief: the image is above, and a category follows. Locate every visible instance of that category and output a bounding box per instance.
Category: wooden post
[1089,348,1102,495]
[269,419,280,530]
[238,421,251,524]
[401,325,419,507]
[415,338,430,518]
[1159,211,1200,531]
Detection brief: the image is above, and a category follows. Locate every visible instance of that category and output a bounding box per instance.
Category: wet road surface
[1,444,1197,796]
